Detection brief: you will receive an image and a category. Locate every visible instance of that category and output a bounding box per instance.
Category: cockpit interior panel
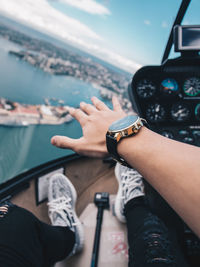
[129,57,200,147]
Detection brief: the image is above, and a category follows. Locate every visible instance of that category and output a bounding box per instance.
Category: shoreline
[0,97,73,127]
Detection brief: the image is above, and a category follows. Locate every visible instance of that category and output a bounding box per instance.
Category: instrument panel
[129,58,200,147]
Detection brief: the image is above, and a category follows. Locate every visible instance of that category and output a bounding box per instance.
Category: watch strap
[106,134,132,168]
[106,116,150,168]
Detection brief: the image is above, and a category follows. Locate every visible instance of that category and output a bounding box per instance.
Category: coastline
[0,97,73,127]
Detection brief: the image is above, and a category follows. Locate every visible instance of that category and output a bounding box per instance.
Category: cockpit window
[0,0,196,183]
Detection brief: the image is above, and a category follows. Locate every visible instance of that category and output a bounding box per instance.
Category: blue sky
[49,0,181,65]
[0,0,199,72]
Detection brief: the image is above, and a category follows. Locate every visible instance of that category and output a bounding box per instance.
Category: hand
[51,96,126,157]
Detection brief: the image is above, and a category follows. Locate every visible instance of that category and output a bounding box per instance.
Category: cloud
[0,0,141,72]
[55,0,111,15]
[0,0,101,40]
[144,20,151,26]
[64,38,142,71]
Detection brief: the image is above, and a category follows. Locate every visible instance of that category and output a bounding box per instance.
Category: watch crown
[124,130,128,136]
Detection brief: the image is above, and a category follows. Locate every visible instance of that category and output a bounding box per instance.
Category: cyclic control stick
[90,192,110,267]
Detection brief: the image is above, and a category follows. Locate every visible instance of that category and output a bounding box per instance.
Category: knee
[143,214,175,265]
[0,201,14,218]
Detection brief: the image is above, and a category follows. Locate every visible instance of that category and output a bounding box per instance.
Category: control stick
[91,192,110,267]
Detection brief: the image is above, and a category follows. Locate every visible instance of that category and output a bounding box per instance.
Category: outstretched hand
[51,96,126,157]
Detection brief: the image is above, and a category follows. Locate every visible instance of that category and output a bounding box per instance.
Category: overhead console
[129,57,200,147]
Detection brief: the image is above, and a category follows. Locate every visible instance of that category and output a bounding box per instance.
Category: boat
[0,1,200,266]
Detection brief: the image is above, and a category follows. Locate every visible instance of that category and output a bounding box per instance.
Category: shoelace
[47,196,78,228]
[120,169,143,202]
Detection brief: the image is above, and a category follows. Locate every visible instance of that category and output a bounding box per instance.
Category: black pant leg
[124,196,189,267]
[35,219,75,266]
[0,203,75,267]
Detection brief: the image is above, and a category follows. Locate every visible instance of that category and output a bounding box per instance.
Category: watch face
[109,115,139,131]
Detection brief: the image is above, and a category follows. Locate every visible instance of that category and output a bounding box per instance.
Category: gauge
[171,103,190,122]
[160,78,179,95]
[136,79,156,98]
[146,103,166,122]
[183,77,200,96]
[195,103,200,120]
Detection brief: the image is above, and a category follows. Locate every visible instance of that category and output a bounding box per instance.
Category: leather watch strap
[106,134,132,168]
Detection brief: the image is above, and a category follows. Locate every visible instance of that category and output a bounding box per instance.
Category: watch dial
[109,115,139,131]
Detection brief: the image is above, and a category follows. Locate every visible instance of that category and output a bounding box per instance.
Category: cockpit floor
[56,196,128,267]
[11,157,123,266]
[11,157,196,266]
[12,158,117,221]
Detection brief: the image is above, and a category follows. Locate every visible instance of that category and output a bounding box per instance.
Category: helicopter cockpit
[0,0,200,266]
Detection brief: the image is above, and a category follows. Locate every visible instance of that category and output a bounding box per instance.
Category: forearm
[118,127,200,236]
[51,96,200,236]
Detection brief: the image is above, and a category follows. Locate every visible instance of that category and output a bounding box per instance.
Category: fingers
[112,96,123,112]
[51,135,80,150]
[91,96,109,111]
[80,102,97,115]
[68,107,87,126]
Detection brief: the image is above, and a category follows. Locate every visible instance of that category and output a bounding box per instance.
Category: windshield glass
[0,0,191,183]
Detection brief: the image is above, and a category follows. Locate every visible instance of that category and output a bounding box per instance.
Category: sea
[0,37,113,184]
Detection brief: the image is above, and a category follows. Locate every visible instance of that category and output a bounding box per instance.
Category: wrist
[106,115,147,166]
[117,126,149,164]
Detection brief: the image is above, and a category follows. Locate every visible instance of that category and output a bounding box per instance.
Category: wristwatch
[106,115,147,167]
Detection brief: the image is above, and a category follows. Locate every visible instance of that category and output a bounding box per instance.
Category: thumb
[51,135,80,150]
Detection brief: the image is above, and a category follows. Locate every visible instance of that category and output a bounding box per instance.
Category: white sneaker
[114,163,145,223]
[48,173,84,256]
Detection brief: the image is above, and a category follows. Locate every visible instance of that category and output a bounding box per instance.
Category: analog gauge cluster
[160,77,200,97]
[136,77,181,99]
[135,76,200,124]
[145,101,200,123]
[160,128,200,146]
[136,77,200,99]
[130,64,200,147]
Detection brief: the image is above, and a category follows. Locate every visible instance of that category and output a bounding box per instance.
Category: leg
[34,216,75,266]
[125,196,189,267]
[0,173,84,267]
[114,163,189,267]
[0,201,75,267]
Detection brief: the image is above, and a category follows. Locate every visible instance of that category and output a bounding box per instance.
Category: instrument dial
[136,79,156,98]
[183,77,200,97]
[161,78,179,95]
[171,103,190,122]
[195,103,200,120]
[146,103,166,122]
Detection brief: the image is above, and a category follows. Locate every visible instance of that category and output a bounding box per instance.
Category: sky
[0,0,199,73]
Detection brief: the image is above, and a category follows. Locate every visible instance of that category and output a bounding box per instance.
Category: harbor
[0,97,73,126]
